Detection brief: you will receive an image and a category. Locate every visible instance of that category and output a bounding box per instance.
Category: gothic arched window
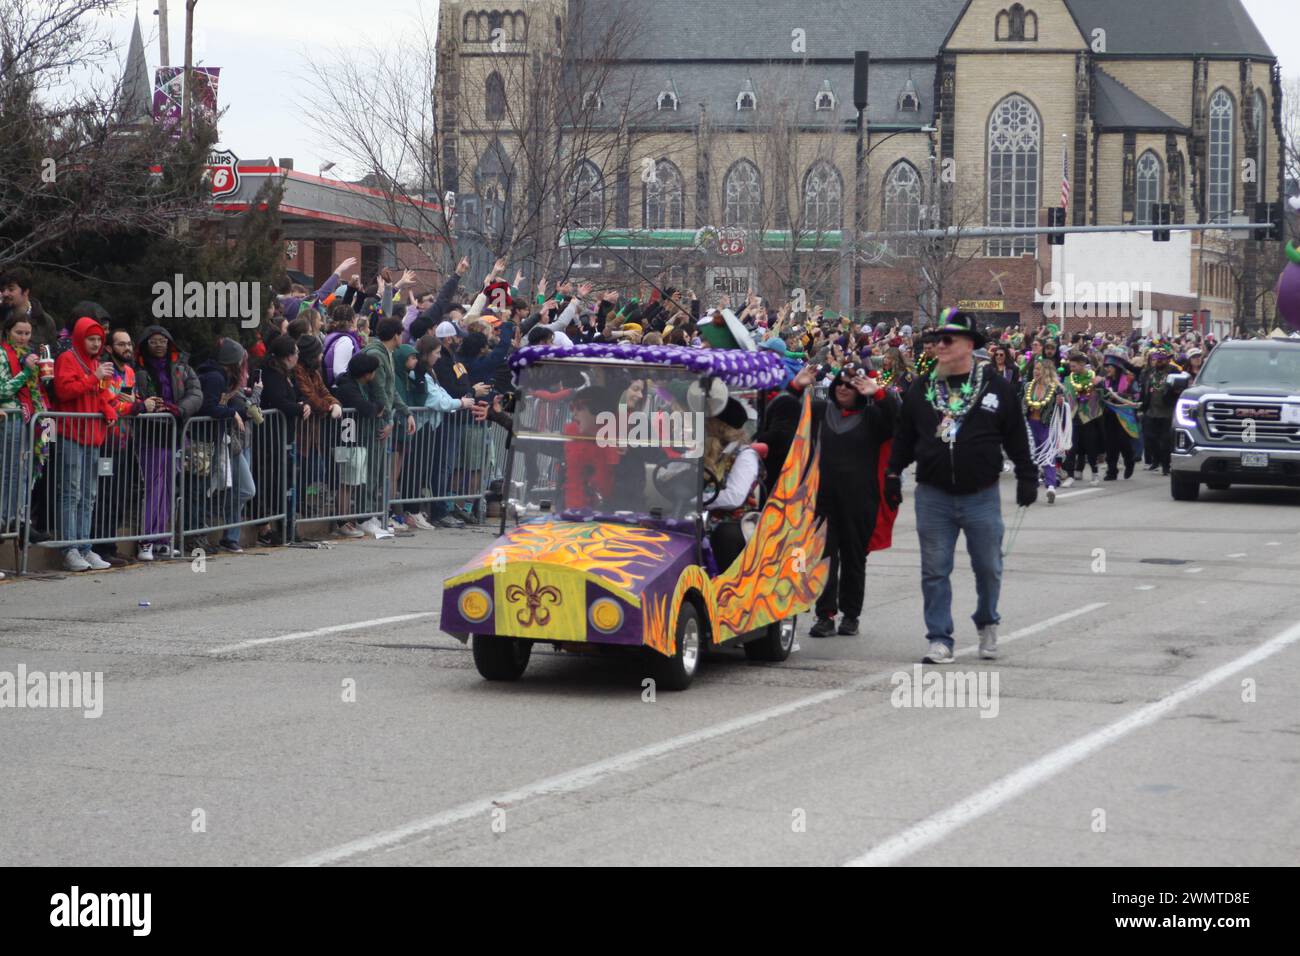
[803,161,843,231]
[723,160,762,229]
[1136,151,1162,226]
[485,72,506,121]
[987,94,1041,256]
[1253,89,1268,192]
[1208,88,1234,223]
[883,161,923,254]
[570,161,604,228]
[643,160,684,229]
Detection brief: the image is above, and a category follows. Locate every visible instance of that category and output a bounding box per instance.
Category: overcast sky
[86,0,1299,179]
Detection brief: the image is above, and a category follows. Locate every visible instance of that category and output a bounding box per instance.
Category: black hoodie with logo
[888,364,1037,495]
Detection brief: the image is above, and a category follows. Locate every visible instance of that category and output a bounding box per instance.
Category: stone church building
[437,0,1285,333]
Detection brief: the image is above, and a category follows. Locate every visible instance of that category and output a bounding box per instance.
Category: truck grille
[1204,402,1300,443]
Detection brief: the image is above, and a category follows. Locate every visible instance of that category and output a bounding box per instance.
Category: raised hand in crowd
[334,256,359,278]
[456,256,471,276]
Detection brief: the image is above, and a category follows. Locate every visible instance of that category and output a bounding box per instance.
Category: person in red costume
[51,316,120,571]
[562,388,619,510]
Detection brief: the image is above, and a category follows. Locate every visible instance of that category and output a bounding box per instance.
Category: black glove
[884,473,903,510]
[1016,479,1038,508]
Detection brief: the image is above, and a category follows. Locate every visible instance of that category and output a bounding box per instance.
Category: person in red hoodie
[52,316,119,571]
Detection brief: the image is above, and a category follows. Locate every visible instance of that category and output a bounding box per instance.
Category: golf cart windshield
[506,360,706,522]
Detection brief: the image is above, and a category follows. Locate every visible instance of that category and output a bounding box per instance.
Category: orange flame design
[477,522,673,593]
[712,390,829,640]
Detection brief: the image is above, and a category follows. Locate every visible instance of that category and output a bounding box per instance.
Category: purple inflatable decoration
[1279,241,1300,333]
[509,342,787,390]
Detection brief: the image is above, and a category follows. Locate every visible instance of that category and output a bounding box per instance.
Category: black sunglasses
[936,335,962,346]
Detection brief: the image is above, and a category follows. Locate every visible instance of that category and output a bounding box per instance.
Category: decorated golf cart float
[439,343,830,690]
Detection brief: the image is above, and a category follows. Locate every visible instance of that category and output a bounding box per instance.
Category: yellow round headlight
[589,597,624,635]
[458,587,493,623]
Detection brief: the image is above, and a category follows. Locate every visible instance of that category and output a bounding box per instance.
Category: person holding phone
[50,316,122,571]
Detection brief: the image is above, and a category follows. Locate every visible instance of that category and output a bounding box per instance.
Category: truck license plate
[1241,452,1269,468]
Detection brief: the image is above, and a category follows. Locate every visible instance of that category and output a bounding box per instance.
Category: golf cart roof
[509,342,786,390]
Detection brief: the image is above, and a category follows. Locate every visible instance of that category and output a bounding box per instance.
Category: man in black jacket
[885,310,1037,664]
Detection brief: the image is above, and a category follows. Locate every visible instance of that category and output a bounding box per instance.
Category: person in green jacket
[361,318,417,533]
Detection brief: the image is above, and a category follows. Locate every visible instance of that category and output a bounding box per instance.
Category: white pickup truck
[1169,339,1300,501]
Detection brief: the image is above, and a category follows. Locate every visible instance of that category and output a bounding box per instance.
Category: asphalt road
[3,469,1299,866]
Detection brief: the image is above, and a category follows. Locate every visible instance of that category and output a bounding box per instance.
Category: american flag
[1061,142,1071,209]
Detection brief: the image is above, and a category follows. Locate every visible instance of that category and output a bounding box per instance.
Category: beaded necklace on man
[916,353,937,379]
[925,360,988,444]
[1069,369,1096,398]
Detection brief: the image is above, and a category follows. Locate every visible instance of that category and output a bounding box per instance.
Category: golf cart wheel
[1170,473,1200,501]
[472,634,532,681]
[743,617,797,663]
[650,603,702,691]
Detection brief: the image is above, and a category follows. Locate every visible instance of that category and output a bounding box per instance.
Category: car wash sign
[204,148,241,200]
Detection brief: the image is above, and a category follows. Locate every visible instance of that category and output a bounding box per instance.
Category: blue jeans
[222,446,256,544]
[58,438,99,555]
[0,414,29,528]
[915,482,1004,650]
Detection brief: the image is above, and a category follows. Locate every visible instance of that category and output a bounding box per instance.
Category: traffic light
[1254,202,1282,241]
[1153,203,1172,242]
[1048,207,1066,246]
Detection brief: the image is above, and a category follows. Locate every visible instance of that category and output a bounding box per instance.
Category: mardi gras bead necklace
[879,368,899,389]
[1069,370,1096,397]
[1025,379,1058,412]
[916,353,937,378]
[925,362,987,443]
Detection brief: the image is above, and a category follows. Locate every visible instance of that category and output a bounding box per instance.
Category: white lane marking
[1053,489,1102,500]
[209,613,439,655]
[1266,542,1281,547]
[1135,585,1156,591]
[1227,553,1247,559]
[284,602,1108,866]
[845,618,1300,868]
[1184,567,1204,574]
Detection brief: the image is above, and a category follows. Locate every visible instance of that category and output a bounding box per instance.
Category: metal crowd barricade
[21,411,177,574]
[387,406,507,517]
[0,405,33,573]
[292,407,388,536]
[179,409,286,548]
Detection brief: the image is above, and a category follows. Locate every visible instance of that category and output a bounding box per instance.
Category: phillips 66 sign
[205,148,241,199]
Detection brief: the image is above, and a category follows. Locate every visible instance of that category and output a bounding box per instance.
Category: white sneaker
[336,522,364,539]
[1061,476,1075,488]
[63,549,91,572]
[154,544,174,558]
[922,641,955,664]
[409,512,436,531]
[387,518,415,537]
[1090,473,1101,486]
[979,625,999,660]
[1047,487,1056,504]
[137,544,154,561]
[84,552,112,571]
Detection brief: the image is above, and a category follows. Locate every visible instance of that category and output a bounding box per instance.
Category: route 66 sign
[205,148,240,199]
[718,228,746,256]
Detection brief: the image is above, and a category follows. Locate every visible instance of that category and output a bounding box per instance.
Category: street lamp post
[853,52,870,322]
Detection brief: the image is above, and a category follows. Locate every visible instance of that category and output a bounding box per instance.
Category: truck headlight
[1175,398,1199,429]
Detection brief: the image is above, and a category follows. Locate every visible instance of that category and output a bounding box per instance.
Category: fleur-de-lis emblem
[505,568,562,627]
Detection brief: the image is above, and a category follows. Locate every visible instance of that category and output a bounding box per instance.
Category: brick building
[437,0,1285,331]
